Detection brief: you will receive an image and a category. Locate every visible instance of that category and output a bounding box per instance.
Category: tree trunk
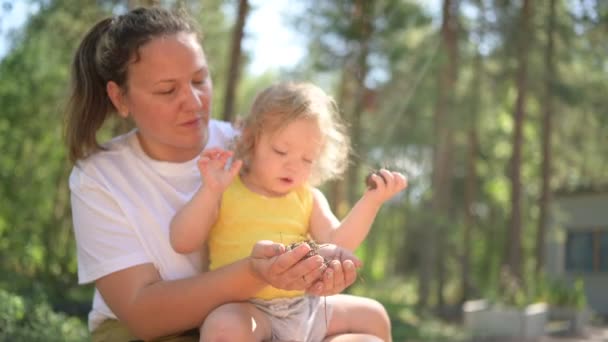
[222,0,249,122]
[327,67,353,217]
[461,0,485,304]
[422,0,459,311]
[505,0,532,283]
[536,0,556,274]
[462,70,480,302]
[462,128,478,301]
[346,0,373,207]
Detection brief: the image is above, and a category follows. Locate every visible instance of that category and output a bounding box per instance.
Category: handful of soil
[365,169,387,189]
[287,240,329,263]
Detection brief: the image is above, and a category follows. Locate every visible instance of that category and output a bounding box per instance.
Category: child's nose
[284,158,299,172]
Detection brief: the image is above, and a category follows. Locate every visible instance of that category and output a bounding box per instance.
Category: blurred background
[0,0,607,341]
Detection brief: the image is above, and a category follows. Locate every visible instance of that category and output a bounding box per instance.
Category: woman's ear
[106,81,129,118]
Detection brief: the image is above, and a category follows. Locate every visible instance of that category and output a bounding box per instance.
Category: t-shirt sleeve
[70,167,151,284]
[206,120,240,150]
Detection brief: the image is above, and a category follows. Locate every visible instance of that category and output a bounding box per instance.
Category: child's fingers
[368,170,408,198]
[201,147,223,159]
[197,156,210,169]
[394,172,408,190]
[385,171,407,193]
[378,169,392,184]
[201,148,233,160]
[227,159,243,179]
[198,158,211,179]
[371,170,390,191]
[206,151,234,170]
[199,156,229,179]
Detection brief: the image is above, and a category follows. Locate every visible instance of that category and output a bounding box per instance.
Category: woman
[65,7,360,341]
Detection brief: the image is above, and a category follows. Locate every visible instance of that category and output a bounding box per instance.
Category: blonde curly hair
[234,82,350,186]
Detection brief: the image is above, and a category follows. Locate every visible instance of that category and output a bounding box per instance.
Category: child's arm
[310,169,407,251]
[170,148,242,254]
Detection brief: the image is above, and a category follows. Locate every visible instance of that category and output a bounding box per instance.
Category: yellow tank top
[208,176,313,300]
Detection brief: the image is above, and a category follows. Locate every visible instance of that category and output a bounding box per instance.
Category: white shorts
[250,295,333,342]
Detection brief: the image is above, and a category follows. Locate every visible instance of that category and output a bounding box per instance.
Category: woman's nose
[182,85,206,111]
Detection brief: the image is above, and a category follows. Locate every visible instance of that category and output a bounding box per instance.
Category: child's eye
[273,148,287,155]
[302,158,313,164]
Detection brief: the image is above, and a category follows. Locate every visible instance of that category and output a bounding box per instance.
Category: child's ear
[240,127,256,148]
[241,126,251,139]
[232,116,245,130]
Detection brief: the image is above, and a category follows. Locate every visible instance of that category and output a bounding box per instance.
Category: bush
[0,289,88,342]
[542,278,587,310]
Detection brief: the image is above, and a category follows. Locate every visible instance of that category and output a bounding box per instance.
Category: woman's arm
[96,241,323,340]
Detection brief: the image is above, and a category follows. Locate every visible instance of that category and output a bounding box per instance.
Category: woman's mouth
[180,117,202,128]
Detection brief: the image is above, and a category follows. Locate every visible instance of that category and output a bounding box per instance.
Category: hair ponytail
[65,18,114,164]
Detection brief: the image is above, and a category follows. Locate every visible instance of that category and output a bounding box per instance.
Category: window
[600,233,608,272]
[565,229,608,272]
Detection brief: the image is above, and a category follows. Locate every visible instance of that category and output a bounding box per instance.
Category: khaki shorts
[250,295,333,342]
[91,319,198,342]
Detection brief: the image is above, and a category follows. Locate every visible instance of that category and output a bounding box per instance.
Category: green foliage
[0,289,88,342]
[485,267,533,309]
[484,270,588,311]
[536,277,587,310]
[189,0,233,119]
[351,278,467,341]
[0,0,107,301]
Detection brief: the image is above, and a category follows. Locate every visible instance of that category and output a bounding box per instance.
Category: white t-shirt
[69,120,237,331]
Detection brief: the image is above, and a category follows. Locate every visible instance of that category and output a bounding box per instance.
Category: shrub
[0,289,88,342]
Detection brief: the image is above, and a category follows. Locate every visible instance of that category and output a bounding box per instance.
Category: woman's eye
[303,158,313,164]
[157,88,175,95]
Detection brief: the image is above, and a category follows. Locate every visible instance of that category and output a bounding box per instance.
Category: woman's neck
[136,132,206,163]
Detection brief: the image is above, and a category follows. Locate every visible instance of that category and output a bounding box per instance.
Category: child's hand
[364,169,407,205]
[198,148,243,193]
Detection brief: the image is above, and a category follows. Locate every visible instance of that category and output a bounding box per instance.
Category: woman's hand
[249,240,327,291]
[248,241,361,296]
[307,244,362,296]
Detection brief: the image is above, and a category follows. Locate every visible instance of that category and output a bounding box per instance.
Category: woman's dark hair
[65,7,200,163]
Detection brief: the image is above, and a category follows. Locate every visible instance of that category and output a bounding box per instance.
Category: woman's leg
[323,294,391,342]
[199,302,272,342]
[91,319,200,342]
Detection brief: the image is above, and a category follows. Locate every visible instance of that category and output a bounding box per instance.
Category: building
[546,189,608,315]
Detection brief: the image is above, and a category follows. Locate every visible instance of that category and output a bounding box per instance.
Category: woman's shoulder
[70,131,138,185]
[207,119,239,149]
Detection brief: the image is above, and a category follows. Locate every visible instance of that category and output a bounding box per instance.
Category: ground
[462,326,608,342]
